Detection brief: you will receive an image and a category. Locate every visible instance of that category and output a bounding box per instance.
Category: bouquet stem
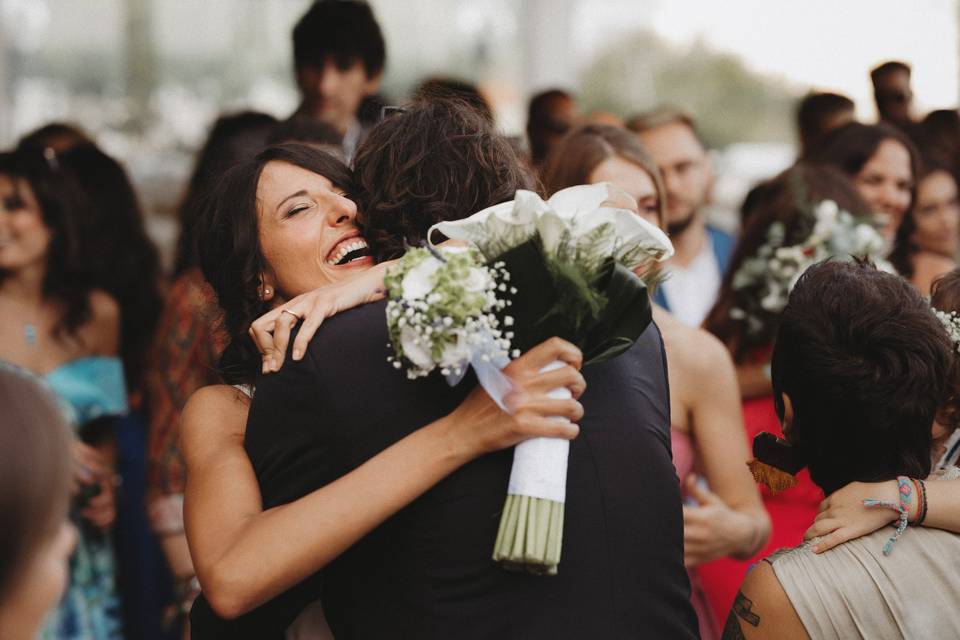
[492,361,570,575]
[493,493,565,575]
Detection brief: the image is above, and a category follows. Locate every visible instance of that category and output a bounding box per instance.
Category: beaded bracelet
[916,478,928,526]
[863,475,912,556]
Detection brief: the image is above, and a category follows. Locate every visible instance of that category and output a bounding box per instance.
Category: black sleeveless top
[191,300,697,639]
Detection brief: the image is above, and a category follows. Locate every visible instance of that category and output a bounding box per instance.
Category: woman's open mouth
[327,236,372,266]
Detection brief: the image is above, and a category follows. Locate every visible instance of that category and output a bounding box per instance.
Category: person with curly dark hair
[184,142,587,638]
[186,99,696,639]
[0,146,125,639]
[355,97,535,264]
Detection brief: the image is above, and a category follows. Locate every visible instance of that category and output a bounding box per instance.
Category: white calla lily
[428,183,674,267]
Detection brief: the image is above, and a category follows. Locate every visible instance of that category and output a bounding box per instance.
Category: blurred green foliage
[579,30,800,147]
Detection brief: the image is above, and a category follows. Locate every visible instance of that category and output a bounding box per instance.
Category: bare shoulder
[181,384,251,461]
[912,251,956,295]
[657,309,733,376]
[721,561,808,640]
[83,289,121,355]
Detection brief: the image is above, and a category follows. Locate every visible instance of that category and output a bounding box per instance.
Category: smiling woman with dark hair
[183,140,585,637]
[185,99,696,639]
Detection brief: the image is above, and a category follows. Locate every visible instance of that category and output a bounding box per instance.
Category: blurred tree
[579,30,798,147]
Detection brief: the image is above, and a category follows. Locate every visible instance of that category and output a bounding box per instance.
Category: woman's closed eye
[285,202,312,218]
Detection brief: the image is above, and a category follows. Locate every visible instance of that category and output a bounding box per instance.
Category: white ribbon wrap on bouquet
[459,357,571,504]
[506,360,571,504]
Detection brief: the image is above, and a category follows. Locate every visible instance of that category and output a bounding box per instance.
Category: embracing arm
[183,339,585,619]
[805,476,960,553]
[684,337,770,566]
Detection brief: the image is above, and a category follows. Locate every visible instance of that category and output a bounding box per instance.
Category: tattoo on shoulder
[733,590,761,626]
[722,611,747,640]
[722,590,761,640]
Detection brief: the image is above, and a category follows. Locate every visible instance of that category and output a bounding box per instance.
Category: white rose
[463,267,491,293]
[439,331,472,369]
[401,257,442,300]
[400,326,435,371]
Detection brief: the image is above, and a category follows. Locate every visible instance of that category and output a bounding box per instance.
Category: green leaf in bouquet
[495,240,654,363]
[580,261,653,365]
[495,239,582,354]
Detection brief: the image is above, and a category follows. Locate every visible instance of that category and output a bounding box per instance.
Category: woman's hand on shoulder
[250,262,391,374]
[445,337,585,459]
[804,480,899,553]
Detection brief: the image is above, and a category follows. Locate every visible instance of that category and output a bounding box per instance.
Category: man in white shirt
[628,108,735,327]
[289,1,386,162]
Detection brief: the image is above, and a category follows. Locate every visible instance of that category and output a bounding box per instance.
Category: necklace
[24,322,37,347]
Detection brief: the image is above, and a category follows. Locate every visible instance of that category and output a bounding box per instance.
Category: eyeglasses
[379,105,408,121]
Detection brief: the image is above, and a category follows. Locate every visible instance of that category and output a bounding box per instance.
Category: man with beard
[629,107,734,327]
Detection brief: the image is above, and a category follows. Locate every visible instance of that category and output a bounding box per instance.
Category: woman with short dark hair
[725,260,960,639]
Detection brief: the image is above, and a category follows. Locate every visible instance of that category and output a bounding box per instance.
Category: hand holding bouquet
[386,183,674,575]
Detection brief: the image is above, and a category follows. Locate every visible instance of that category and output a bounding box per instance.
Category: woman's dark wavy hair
[46,143,163,391]
[197,143,354,386]
[772,260,949,494]
[704,163,872,362]
[175,111,278,277]
[931,267,960,435]
[354,97,536,262]
[815,121,922,184]
[815,122,921,253]
[0,148,98,340]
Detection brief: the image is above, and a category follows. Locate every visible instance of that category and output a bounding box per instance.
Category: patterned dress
[145,268,226,533]
[42,356,128,639]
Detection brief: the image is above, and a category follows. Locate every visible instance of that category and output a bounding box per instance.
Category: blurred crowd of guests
[2,1,960,638]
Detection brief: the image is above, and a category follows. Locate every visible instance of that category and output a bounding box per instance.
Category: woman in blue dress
[0,146,125,638]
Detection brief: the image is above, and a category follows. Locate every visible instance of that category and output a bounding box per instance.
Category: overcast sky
[573,0,959,120]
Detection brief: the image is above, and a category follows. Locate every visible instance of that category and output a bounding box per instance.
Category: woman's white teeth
[329,239,369,266]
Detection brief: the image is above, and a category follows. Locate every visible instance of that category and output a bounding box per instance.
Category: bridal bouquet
[386,183,673,575]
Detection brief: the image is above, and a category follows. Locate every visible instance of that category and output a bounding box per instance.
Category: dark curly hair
[931,267,960,435]
[0,147,98,340]
[197,143,354,385]
[773,259,949,494]
[705,163,872,362]
[355,97,536,263]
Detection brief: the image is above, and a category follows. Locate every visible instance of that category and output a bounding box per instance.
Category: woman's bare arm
[805,476,960,553]
[685,335,770,565]
[183,338,585,619]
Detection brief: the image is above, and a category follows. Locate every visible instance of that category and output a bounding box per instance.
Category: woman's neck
[0,264,46,306]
